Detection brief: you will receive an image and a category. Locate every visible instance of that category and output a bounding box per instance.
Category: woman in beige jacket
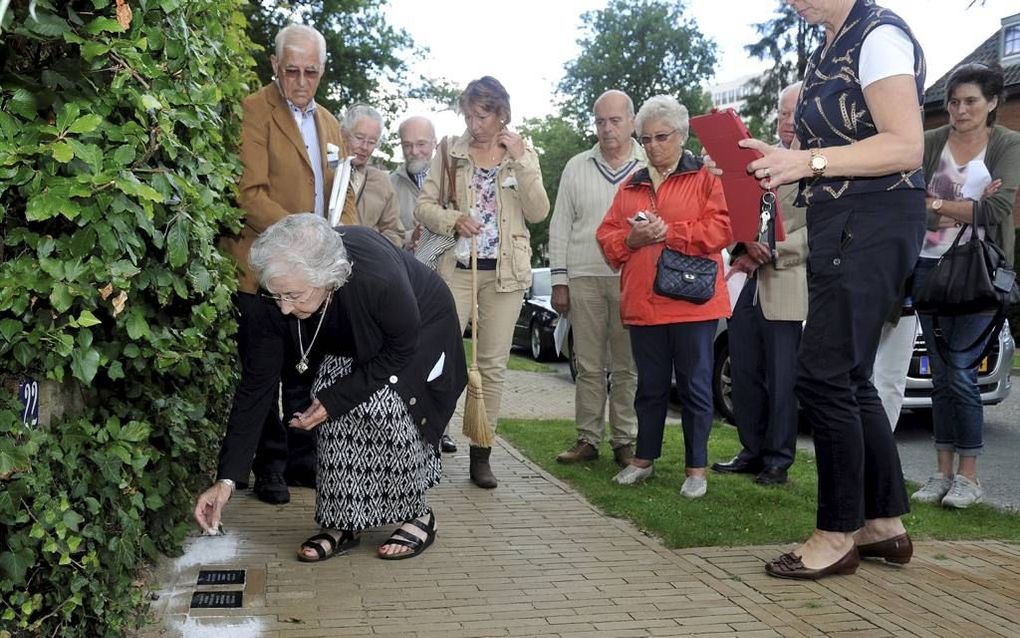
[416,76,549,489]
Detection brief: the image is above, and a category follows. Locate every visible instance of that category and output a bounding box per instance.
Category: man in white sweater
[549,90,645,468]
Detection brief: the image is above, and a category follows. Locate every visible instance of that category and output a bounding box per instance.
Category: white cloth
[921,145,987,258]
[285,98,325,217]
[859,24,915,89]
[871,314,918,431]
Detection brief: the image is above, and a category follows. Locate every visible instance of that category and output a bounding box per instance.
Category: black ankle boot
[469,446,498,489]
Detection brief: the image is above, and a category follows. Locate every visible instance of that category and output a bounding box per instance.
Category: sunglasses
[638,129,678,146]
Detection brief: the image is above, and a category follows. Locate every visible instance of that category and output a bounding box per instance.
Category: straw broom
[462,236,493,447]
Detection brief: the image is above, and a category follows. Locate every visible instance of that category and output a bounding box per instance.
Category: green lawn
[499,418,1020,548]
[463,339,554,373]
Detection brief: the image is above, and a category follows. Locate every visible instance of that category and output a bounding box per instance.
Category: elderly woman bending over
[416,76,550,489]
[195,215,466,562]
[596,95,732,498]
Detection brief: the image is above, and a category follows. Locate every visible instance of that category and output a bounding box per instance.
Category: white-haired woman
[596,95,732,498]
[195,215,466,562]
[340,103,405,247]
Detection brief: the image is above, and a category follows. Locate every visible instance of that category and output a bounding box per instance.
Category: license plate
[919,356,930,376]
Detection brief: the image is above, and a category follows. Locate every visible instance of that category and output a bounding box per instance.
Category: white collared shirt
[284,93,325,217]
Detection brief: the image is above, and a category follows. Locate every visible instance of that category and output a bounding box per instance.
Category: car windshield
[531,269,551,297]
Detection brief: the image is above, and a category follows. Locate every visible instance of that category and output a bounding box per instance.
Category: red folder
[689,108,784,243]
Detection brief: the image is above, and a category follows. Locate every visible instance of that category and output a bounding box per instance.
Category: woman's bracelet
[216,478,236,494]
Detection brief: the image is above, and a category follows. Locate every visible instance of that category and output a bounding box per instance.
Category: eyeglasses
[282,66,320,81]
[352,133,379,148]
[260,288,316,304]
[638,130,678,146]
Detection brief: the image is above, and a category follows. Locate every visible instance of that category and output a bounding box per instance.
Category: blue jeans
[912,258,991,456]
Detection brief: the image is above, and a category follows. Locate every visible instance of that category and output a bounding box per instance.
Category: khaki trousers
[568,276,637,448]
[450,268,525,438]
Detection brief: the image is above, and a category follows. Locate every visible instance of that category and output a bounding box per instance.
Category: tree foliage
[518,116,592,264]
[741,2,823,140]
[0,0,256,635]
[557,0,717,127]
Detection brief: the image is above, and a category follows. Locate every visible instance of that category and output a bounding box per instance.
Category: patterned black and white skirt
[312,354,442,531]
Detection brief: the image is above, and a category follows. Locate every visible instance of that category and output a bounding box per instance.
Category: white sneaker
[680,475,707,499]
[941,474,984,509]
[613,463,654,485]
[911,474,953,503]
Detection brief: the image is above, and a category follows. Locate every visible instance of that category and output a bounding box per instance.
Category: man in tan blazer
[218,24,354,505]
[340,104,404,246]
[712,83,808,486]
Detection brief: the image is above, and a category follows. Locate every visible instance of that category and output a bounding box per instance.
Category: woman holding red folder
[596,95,731,500]
[738,0,927,580]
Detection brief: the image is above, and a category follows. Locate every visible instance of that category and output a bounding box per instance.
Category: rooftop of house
[924,12,1020,110]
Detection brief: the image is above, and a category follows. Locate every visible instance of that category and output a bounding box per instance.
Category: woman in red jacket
[597,95,732,498]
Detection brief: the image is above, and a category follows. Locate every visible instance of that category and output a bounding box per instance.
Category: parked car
[511,268,566,361]
[711,318,1014,427]
[903,318,1014,414]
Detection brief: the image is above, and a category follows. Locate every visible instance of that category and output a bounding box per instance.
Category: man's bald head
[397,115,437,173]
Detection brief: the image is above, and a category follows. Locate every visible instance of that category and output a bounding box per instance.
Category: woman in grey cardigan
[910,62,1020,509]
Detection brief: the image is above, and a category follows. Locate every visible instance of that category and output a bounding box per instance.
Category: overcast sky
[383,0,1017,147]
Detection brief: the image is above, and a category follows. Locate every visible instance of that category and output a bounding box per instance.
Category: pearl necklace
[295,289,333,373]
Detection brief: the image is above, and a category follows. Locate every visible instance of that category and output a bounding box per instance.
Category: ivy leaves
[0,0,257,635]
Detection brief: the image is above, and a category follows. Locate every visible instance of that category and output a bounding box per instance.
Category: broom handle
[470,235,479,367]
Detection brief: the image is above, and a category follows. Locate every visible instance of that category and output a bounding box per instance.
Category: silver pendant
[295,359,308,374]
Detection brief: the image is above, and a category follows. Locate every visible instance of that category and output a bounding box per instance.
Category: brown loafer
[857,533,912,565]
[765,547,860,580]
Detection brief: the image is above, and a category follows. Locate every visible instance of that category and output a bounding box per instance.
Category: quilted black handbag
[653,248,717,304]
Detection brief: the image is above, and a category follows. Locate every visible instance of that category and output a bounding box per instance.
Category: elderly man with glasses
[340,104,405,247]
[220,24,356,505]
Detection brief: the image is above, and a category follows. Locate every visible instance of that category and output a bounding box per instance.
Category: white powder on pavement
[173,533,240,572]
[169,617,265,638]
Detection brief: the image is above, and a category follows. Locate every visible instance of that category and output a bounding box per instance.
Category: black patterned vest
[795,0,926,207]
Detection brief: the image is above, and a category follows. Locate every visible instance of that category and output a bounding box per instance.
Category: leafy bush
[0,1,257,635]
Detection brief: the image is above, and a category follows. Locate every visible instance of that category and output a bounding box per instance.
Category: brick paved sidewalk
[139,368,1020,637]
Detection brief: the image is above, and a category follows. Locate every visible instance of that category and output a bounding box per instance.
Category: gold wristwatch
[931,198,944,212]
[809,149,828,177]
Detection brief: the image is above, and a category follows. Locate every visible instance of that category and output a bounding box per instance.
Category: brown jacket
[220,82,355,293]
[354,166,405,247]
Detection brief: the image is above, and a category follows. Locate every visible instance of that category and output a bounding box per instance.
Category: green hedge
[0,1,256,635]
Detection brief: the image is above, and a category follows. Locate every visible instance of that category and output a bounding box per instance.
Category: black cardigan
[216,225,467,482]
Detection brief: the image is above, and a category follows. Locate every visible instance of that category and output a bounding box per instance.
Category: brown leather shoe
[857,533,912,565]
[612,444,635,468]
[556,441,598,464]
[765,547,860,580]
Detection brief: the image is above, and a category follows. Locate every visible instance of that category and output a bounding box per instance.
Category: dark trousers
[234,292,316,483]
[730,279,802,470]
[630,320,717,468]
[796,191,924,532]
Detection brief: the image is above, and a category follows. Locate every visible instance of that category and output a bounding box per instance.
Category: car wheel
[712,338,736,424]
[530,322,549,361]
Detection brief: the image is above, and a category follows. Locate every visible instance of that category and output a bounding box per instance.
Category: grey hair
[342,103,384,132]
[593,89,635,118]
[397,115,436,141]
[275,24,326,67]
[249,214,352,290]
[634,95,689,143]
[779,81,803,102]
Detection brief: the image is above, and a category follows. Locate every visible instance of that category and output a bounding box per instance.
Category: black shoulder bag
[913,202,1015,370]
